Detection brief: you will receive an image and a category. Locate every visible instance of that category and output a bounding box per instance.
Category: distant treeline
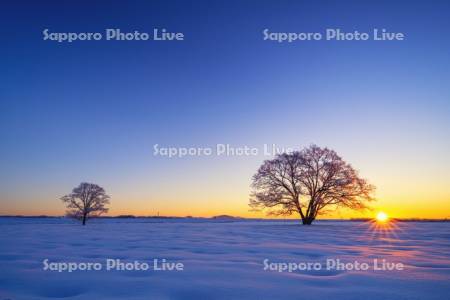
[0,215,449,222]
[0,215,184,219]
[349,218,450,222]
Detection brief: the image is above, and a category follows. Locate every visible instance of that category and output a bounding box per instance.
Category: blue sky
[1,0,449,217]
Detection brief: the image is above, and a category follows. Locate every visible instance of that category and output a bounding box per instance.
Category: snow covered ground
[0,218,449,299]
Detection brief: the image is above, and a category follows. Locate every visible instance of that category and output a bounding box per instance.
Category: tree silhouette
[61,182,110,225]
[250,145,374,225]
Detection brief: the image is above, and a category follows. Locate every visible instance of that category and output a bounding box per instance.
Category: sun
[376,211,389,222]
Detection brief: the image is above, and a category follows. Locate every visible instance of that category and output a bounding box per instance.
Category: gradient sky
[1,0,450,218]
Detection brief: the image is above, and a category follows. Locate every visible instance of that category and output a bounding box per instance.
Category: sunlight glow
[376,211,389,222]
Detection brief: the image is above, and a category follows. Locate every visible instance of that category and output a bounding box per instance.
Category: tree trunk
[82,214,86,225]
[301,216,314,225]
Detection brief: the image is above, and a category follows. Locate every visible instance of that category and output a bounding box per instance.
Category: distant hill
[211,215,243,220]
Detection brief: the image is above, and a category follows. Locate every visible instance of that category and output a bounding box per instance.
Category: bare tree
[250,145,374,225]
[61,182,110,225]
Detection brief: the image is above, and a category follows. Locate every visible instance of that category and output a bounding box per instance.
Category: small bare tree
[250,145,374,225]
[61,182,110,225]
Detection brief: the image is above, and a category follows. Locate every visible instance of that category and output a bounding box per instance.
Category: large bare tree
[61,182,110,225]
[250,145,374,225]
